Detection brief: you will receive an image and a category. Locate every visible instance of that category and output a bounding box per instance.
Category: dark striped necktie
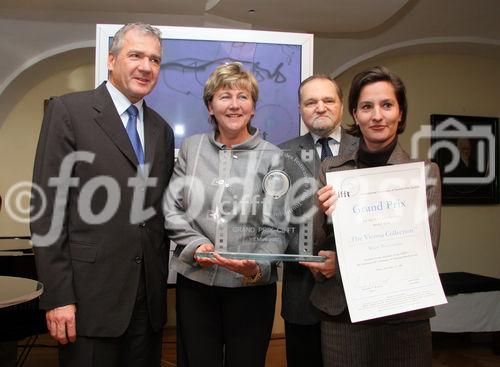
[318,137,333,161]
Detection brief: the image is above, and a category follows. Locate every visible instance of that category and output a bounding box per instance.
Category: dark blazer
[310,143,441,323]
[279,131,359,325]
[30,82,174,337]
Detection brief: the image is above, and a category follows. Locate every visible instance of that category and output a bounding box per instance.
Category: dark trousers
[176,274,276,367]
[284,321,323,367]
[59,271,163,367]
[321,318,432,367]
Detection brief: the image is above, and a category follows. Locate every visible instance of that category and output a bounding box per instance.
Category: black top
[357,137,398,168]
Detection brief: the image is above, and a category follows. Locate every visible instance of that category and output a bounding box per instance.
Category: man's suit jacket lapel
[296,132,316,151]
[295,132,318,176]
[93,83,140,167]
[143,103,161,168]
[296,130,359,175]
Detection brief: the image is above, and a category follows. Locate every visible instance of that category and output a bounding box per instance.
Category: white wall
[334,52,500,278]
[0,55,94,236]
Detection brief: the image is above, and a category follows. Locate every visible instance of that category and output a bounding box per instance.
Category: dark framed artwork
[430,114,499,204]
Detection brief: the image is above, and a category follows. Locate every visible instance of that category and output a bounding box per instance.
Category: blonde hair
[203,62,259,130]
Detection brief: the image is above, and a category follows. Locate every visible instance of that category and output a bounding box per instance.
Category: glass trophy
[195,148,326,263]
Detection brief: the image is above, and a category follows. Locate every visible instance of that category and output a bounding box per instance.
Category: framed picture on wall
[95,24,313,150]
[430,114,499,204]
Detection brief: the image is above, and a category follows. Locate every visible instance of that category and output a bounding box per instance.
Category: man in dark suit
[279,75,358,367]
[30,23,174,367]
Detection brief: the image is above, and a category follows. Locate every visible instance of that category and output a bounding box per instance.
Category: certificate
[326,162,446,322]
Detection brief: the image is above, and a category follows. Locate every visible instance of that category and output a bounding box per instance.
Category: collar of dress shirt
[309,123,342,145]
[105,81,144,117]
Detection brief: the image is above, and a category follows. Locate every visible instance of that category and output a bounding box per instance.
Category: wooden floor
[13,331,500,367]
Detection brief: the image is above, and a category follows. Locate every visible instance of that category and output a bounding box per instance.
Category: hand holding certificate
[326,162,446,322]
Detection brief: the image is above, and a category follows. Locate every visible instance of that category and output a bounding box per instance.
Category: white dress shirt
[310,124,342,158]
[106,82,145,149]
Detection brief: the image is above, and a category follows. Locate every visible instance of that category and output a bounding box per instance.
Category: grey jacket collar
[208,128,263,150]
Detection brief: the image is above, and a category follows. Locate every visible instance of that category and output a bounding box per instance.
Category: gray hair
[109,23,162,56]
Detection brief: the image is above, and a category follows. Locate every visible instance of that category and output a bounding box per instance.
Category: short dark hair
[346,66,407,136]
[298,75,343,103]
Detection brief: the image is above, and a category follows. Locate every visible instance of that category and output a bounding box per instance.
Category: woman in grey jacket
[164,63,286,367]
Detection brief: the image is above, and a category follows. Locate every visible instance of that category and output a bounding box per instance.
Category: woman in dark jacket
[313,66,441,367]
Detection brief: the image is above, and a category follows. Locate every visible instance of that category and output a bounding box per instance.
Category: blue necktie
[126,105,144,165]
[318,137,333,161]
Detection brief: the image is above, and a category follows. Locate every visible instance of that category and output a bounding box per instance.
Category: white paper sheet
[326,162,446,322]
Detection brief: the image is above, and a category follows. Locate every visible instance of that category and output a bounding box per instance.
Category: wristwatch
[242,265,262,285]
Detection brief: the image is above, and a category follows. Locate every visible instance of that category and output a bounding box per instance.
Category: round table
[0,276,44,366]
[0,276,43,309]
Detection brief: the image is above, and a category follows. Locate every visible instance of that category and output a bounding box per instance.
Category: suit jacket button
[135,256,142,264]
